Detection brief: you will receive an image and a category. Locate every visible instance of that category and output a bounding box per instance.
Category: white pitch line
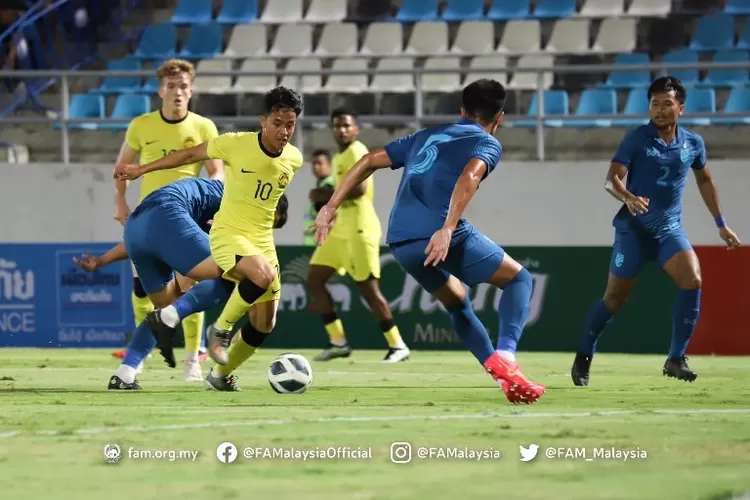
[1,408,749,440]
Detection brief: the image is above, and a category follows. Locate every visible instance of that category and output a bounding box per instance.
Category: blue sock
[578,300,614,356]
[172,279,232,320]
[200,323,208,350]
[122,320,156,369]
[447,295,495,365]
[497,268,533,353]
[668,288,701,358]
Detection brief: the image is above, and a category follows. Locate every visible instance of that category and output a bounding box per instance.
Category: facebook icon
[216,442,238,464]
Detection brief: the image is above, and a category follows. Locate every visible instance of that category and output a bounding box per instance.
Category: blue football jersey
[135,178,224,228]
[383,118,503,245]
[612,121,706,236]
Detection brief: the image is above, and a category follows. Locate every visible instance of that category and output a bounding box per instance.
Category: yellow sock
[325,319,346,346]
[216,337,258,376]
[131,293,154,325]
[181,311,204,360]
[384,326,406,349]
[216,287,254,331]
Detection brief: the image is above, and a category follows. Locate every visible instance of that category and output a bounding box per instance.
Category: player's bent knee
[679,274,702,290]
[510,267,532,288]
[238,279,269,302]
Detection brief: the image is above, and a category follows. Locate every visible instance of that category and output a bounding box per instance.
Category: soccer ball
[268,353,313,394]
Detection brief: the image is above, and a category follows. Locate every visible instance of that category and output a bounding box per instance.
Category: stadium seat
[465,55,509,85]
[280,58,323,93]
[171,0,212,24]
[725,0,750,15]
[405,22,448,55]
[216,0,257,24]
[627,0,671,17]
[714,87,750,125]
[661,49,700,86]
[103,94,150,130]
[305,0,348,22]
[497,20,541,54]
[193,58,233,94]
[360,22,403,56]
[565,88,617,127]
[577,0,625,18]
[442,0,484,21]
[689,13,735,51]
[67,94,105,130]
[515,90,569,128]
[224,24,267,57]
[544,20,591,54]
[487,0,530,20]
[269,23,312,57]
[592,18,636,53]
[369,58,416,93]
[315,23,358,56]
[612,88,649,127]
[701,50,749,87]
[96,58,141,94]
[260,0,303,23]
[735,18,750,49]
[322,58,369,94]
[450,21,495,54]
[395,0,440,22]
[179,23,223,59]
[134,23,176,60]
[532,0,576,19]
[141,60,165,93]
[232,58,277,93]
[682,88,715,126]
[507,54,554,90]
[601,53,651,88]
[421,57,462,93]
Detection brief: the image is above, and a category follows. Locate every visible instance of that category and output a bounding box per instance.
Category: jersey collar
[646,120,682,147]
[457,117,484,130]
[258,132,282,158]
[159,109,188,125]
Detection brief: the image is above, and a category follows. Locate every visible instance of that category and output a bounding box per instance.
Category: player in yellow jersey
[114,87,304,392]
[112,59,223,382]
[308,109,410,363]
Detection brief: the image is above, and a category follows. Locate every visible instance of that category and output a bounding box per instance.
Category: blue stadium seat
[563,88,617,127]
[66,94,105,130]
[532,0,576,19]
[662,49,700,86]
[140,60,166,93]
[682,88,715,126]
[689,13,735,51]
[134,23,177,60]
[395,0,440,22]
[713,87,750,125]
[735,19,750,49]
[725,0,750,15]
[216,0,257,24]
[172,0,213,24]
[441,0,484,21]
[179,23,223,59]
[96,58,142,94]
[487,0,530,20]
[515,90,569,128]
[612,89,649,127]
[601,53,651,89]
[701,50,749,87]
[101,94,151,130]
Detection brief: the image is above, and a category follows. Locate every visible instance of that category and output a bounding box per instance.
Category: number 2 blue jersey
[383,118,503,245]
[612,121,706,236]
[134,177,224,229]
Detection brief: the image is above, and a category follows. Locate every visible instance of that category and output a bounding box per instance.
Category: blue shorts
[609,227,693,279]
[389,227,505,294]
[123,206,210,294]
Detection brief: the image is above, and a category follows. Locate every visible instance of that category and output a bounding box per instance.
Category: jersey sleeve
[206,133,237,161]
[383,133,416,170]
[470,137,503,178]
[124,117,142,151]
[690,135,707,170]
[612,129,640,168]
[202,118,220,141]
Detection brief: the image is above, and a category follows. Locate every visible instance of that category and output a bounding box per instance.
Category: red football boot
[483,351,546,404]
[111,349,126,359]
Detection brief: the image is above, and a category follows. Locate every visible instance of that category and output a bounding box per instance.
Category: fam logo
[0,257,36,335]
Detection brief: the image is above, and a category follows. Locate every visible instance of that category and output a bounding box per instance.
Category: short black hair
[461,79,506,124]
[648,76,686,104]
[264,86,303,116]
[330,107,357,123]
[312,149,331,161]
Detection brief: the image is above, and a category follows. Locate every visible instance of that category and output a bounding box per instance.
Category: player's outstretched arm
[73,242,129,272]
[692,167,741,248]
[114,142,211,180]
[604,162,649,215]
[113,142,138,225]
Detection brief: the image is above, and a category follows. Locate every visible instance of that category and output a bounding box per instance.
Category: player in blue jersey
[314,79,546,404]
[571,77,741,386]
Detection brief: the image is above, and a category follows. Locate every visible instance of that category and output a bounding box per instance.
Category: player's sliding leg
[356,276,410,362]
[174,273,204,381]
[111,273,154,360]
[308,264,352,361]
[660,243,702,382]
[205,300,277,392]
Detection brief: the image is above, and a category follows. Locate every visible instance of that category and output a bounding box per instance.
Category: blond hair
[156,59,196,81]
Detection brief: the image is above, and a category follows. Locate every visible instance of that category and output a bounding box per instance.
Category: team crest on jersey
[278,172,290,189]
[183,137,195,149]
[680,146,690,163]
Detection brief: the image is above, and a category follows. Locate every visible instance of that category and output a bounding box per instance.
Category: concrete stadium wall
[0,161,748,245]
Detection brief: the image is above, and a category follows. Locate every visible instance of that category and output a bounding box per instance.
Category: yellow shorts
[310,234,381,282]
[209,228,280,305]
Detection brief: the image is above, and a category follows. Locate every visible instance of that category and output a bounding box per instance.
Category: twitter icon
[519,444,539,462]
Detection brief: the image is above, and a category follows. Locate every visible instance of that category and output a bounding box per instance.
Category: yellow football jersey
[334,140,381,237]
[125,110,219,200]
[207,132,304,246]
